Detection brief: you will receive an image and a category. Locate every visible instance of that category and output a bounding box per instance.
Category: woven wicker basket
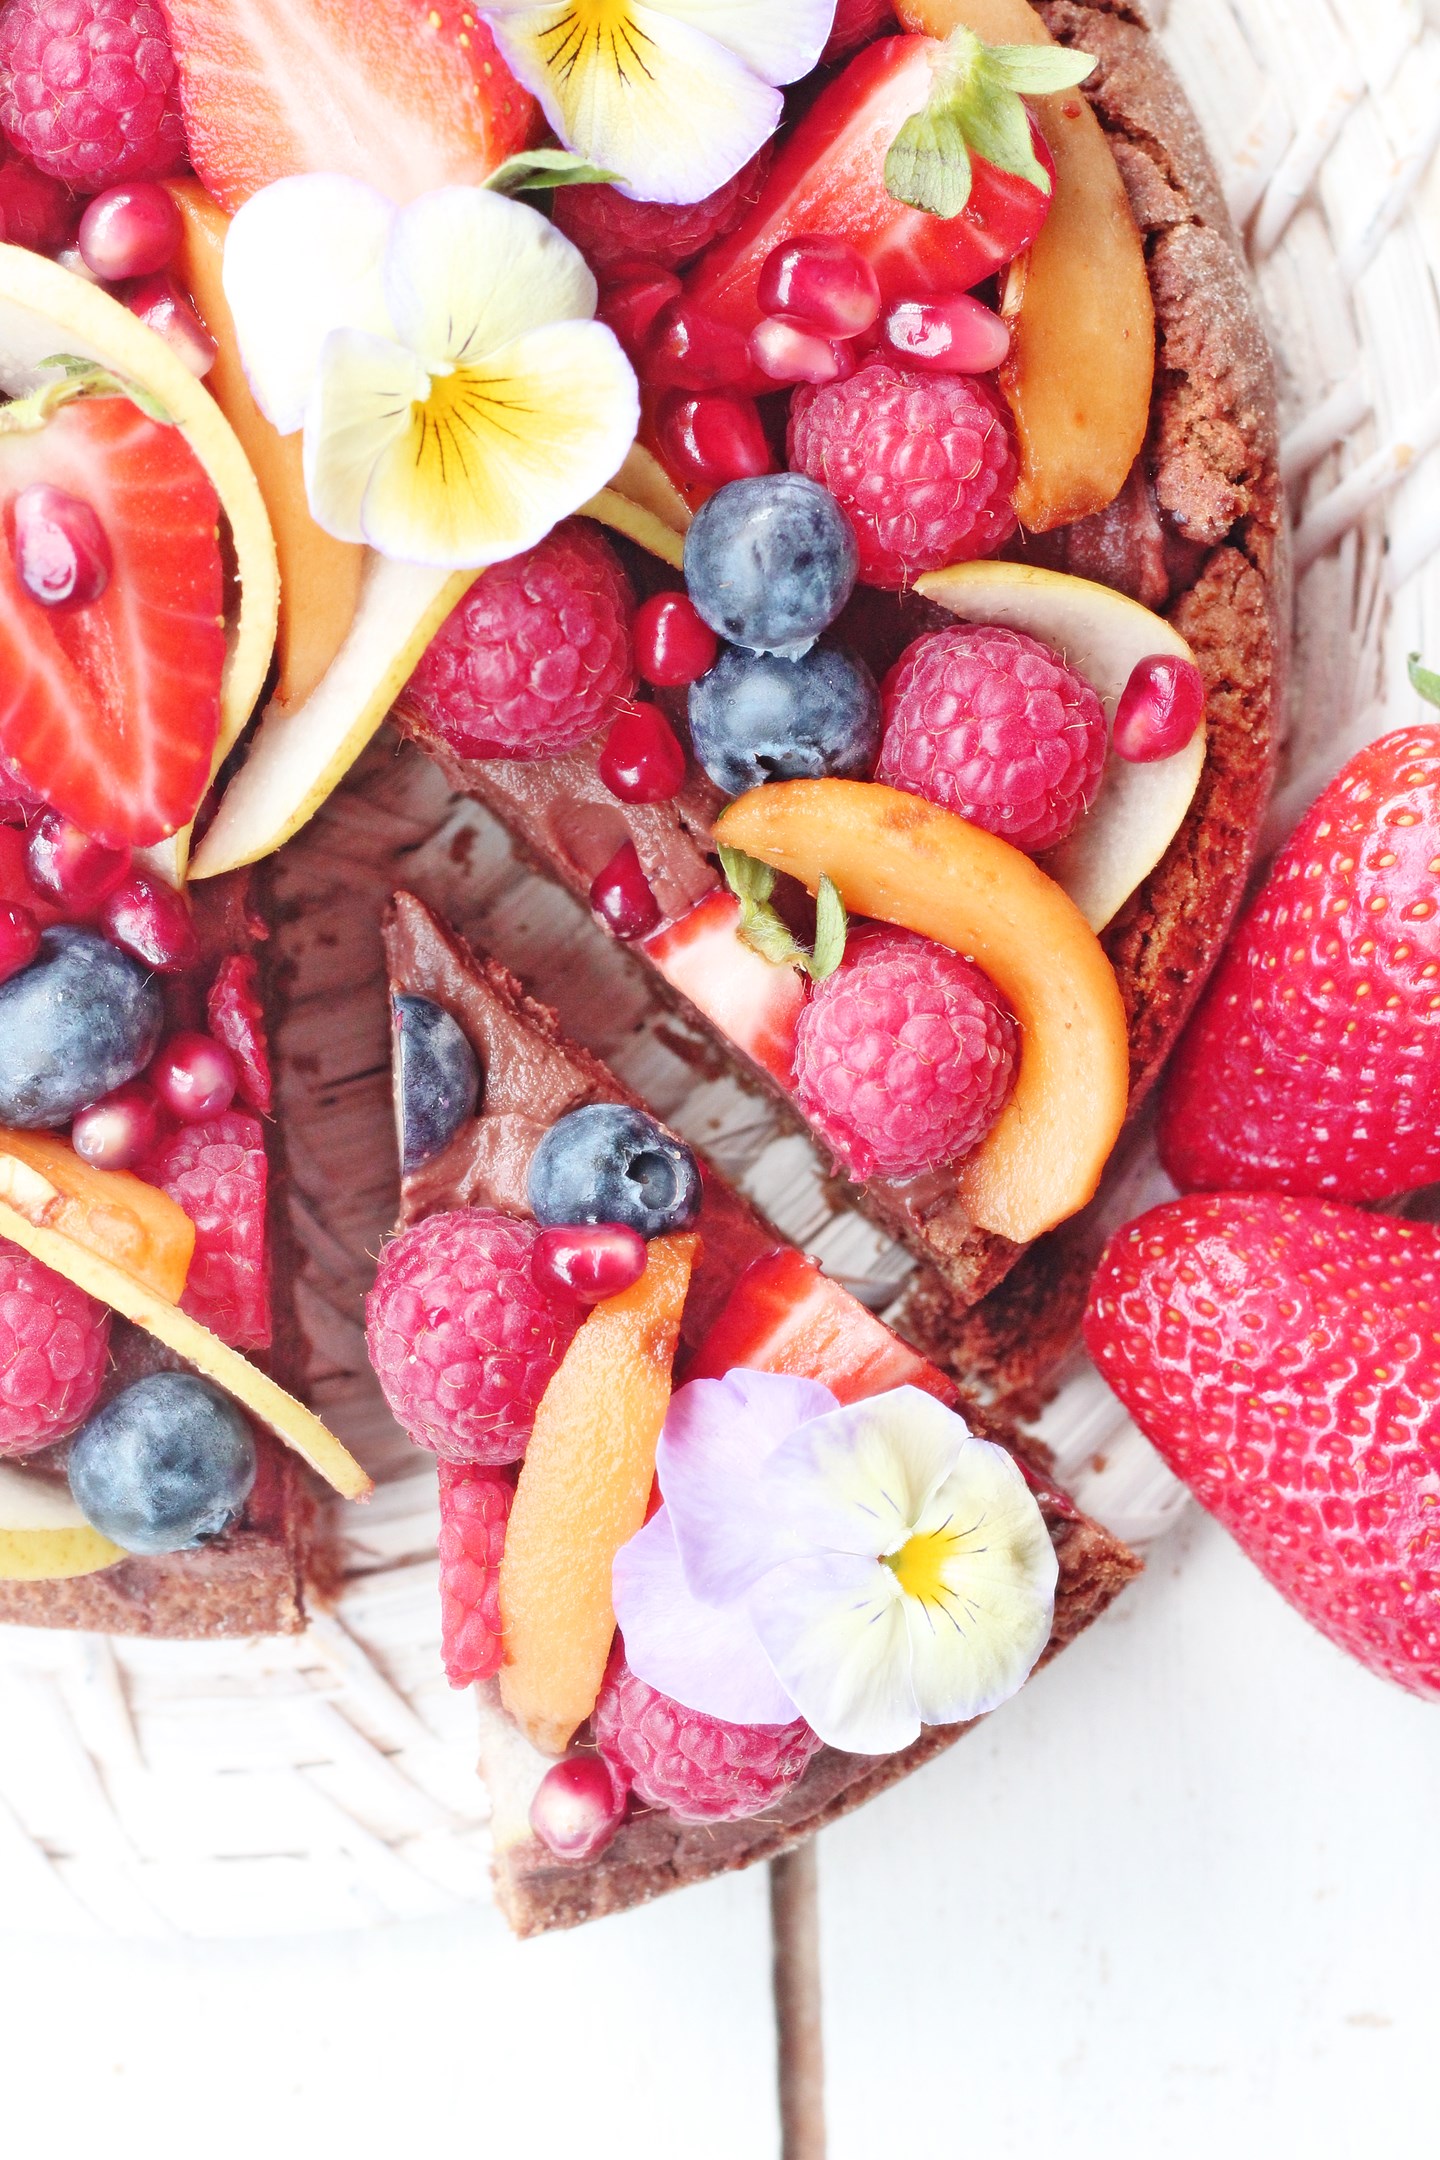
[2,0,1436,1941]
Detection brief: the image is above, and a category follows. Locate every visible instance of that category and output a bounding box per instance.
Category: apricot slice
[499,1232,698,1755]
[714,781,1129,1243]
[0,1129,194,1303]
[0,1463,126,1581]
[894,0,1154,531]
[916,559,1206,929]
[168,180,365,718]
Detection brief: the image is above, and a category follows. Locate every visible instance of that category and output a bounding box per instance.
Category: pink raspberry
[366,1208,580,1464]
[437,1460,513,1686]
[552,145,773,279]
[788,360,1018,590]
[794,928,1017,1181]
[822,0,894,60]
[142,1112,270,1350]
[401,521,635,762]
[593,1651,822,1823]
[0,1236,110,1454]
[206,954,272,1114]
[879,623,1107,852]
[0,0,186,190]
[0,146,72,250]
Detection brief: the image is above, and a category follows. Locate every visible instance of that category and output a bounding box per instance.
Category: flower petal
[655,0,836,85]
[352,318,639,568]
[224,174,396,434]
[902,1440,1058,1726]
[613,1506,801,1725]
[759,1386,974,1564]
[483,0,784,205]
[303,326,431,544]
[658,1369,839,1605]
[382,186,597,374]
[748,1552,918,1754]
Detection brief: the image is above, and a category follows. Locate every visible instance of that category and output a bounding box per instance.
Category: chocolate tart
[0,870,313,1639]
[385,890,1139,1935]
[392,0,1287,1385]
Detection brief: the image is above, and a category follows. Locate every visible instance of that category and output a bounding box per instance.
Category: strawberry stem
[719,845,847,982]
[885,28,1095,221]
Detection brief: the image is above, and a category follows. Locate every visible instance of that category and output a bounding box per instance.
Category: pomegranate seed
[598,702,688,803]
[78,182,183,281]
[881,294,1011,375]
[99,870,200,973]
[642,297,754,391]
[25,812,129,907]
[750,315,853,386]
[0,900,39,984]
[13,483,112,608]
[150,1032,238,1122]
[125,275,217,378]
[597,264,682,362]
[757,235,881,339]
[529,1755,627,1862]
[71,1082,161,1171]
[656,390,772,488]
[1113,653,1207,763]
[590,840,661,940]
[633,590,719,688]
[532,1222,649,1304]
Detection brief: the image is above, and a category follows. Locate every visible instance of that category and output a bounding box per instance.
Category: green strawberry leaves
[1408,653,1440,708]
[719,846,847,982]
[886,27,1095,220]
[485,148,625,196]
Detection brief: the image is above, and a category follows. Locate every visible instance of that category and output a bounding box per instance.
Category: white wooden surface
[1,1518,1433,2155]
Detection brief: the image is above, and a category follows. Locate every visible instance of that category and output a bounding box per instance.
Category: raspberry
[794,927,1017,1180]
[822,0,894,61]
[436,1460,513,1686]
[401,521,635,762]
[593,1651,821,1823]
[0,0,186,189]
[0,146,72,250]
[206,953,272,1114]
[787,360,1018,590]
[878,623,1107,852]
[365,1208,580,1464]
[552,145,773,279]
[0,1236,110,1454]
[142,1113,270,1350]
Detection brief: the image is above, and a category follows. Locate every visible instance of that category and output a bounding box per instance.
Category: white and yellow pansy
[222,175,639,568]
[481,0,837,204]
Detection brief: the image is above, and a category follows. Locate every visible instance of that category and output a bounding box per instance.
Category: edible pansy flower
[612,1370,1057,1754]
[480,0,838,205]
[222,175,639,569]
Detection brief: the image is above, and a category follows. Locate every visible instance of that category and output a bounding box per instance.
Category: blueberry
[392,993,480,1173]
[528,1102,702,1239]
[688,644,880,796]
[0,926,163,1129]
[684,474,858,657]
[67,1372,256,1556]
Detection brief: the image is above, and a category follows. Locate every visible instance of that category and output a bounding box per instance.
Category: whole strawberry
[1159,726,1440,1200]
[1085,1194,1440,1697]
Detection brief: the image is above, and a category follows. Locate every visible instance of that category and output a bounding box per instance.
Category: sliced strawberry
[687,36,1053,337]
[0,398,225,849]
[644,889,807,1086]
[158,0,537,213]
[685,1246,956,1405]
[206,952,272,1113]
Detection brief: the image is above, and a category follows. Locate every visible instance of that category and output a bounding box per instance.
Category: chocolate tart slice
[384,890,1139,1935]
[391,0,1286,1378]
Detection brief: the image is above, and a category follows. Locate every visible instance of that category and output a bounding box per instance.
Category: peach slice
[499,1232,698,1755]
[0,1129,194,1303]
[916,559,1206,929]
[894,0,1154,531]
[714,781,1129,1243]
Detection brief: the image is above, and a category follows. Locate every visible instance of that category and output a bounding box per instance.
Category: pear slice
[585,441,691,569]
[915,559,1206,931]
[0,1463,126,1581]
[0,1191,372,1501]
[0,241,279,879]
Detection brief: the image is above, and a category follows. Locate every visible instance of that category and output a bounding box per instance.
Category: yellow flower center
[536,0,656,88]
[885,1526,963,1606]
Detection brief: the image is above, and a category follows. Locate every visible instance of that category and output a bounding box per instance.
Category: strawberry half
[158,0,537,213]
[1085,1194,1440,1698]
[0,397,225,850]
[644,889,807,1087]
[1159,727,1440,1202]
